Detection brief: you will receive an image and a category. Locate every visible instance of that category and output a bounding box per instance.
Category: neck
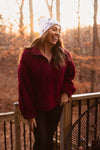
[43,42,53,54]
[40,42,53,62]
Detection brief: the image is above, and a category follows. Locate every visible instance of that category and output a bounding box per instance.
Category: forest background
[0,0,100,113]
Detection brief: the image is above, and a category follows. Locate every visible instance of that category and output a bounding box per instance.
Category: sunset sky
[0,0,100,33]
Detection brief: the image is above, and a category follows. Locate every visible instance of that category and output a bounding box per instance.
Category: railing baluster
[10,121,13,150]
[4,121,7,150]
[94,98,98,141]
[23,123,26,150]
[78,100,81,147]
[86,99,89,150]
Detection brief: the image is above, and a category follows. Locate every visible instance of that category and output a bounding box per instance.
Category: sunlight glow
[0,0,100,33]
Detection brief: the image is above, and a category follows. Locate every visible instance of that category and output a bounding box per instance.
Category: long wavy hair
[24,31,71,69]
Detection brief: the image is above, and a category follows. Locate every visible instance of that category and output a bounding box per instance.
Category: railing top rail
[0,112,14,122]
[72,92,100,100]
[0,112,14,116]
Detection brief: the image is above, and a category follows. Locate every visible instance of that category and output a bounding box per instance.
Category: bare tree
[16,0,24,36]
[92,0,98,56]
[91,0,98,92]
[29,0,34,41]
[93,0,100,50]
[45,0,54,18]
[77,0,81,53]
[56,0,60,22]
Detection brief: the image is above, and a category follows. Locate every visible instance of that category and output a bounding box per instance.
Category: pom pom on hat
[38,16,61,36]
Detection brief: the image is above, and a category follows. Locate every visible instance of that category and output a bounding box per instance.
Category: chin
[51,41,58,45]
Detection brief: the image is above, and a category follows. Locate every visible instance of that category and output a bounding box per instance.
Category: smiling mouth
[52,37,58,41]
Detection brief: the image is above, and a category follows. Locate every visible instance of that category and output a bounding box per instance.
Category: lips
[52,37,58,42]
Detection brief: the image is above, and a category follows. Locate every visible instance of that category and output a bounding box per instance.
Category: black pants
[33,105,63,150]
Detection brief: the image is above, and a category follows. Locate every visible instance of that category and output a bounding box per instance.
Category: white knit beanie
[38,16,61,36]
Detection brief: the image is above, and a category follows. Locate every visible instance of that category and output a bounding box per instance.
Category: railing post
[64,98,72,150]
[13,102,21,150]
[60,98,72,150]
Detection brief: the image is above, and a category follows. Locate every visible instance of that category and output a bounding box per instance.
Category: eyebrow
[52,26,61,31]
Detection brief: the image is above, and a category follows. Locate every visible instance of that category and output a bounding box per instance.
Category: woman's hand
[60,93,69,106]
[28,118,37,132]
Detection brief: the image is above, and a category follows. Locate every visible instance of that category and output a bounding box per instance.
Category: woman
[18,17,76,150]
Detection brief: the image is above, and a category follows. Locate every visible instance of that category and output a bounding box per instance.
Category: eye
[52,27,61,34]
[52,27,56,31]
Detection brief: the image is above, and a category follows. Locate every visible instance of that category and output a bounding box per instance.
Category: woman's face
[46,24,61,46]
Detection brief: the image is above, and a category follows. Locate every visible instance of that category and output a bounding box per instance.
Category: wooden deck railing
[60,92,100,150]
[0,92,100,150]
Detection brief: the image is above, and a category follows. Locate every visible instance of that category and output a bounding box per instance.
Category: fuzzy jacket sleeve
[18,49,36,119]
[61,50,76,97]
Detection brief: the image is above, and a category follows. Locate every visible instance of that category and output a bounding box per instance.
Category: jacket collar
[31,47,42,56]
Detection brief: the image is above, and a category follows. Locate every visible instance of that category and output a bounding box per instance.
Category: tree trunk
[91,0,98,92]
[56,0,60,22]
[77,0,83,82]
[45,0,54,18]
[77,0,81,54]
[16,0,24,36]
[29,0,34,42]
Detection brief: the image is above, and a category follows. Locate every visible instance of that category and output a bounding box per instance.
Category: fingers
[60,93,69,106]
[62,98,68,103]
[33,118,37,128]
[60,100,68,106]
[28,118,37,132]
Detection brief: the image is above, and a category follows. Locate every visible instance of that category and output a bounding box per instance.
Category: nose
[56,30,60,35]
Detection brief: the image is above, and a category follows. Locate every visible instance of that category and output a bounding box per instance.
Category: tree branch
[45,0,51,10]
